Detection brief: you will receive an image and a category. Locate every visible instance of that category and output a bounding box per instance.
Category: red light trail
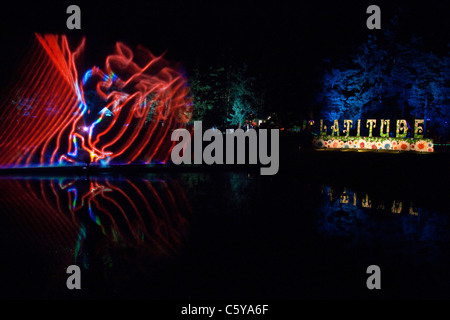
[0,176,191,269]
[0,34,193,168]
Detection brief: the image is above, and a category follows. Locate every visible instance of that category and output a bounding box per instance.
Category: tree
[317,19,449,139]
[226,64,260,127]
[317,34,390,127]
[401,46,448,135]
[189,63,263,128]
[189,65,227,127]
[319,68,356,122]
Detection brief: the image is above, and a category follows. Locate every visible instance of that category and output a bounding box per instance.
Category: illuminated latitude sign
[313,119,434,152]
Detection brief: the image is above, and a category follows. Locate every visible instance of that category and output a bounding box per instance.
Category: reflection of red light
[0,34,193,168]
[0,176,191,284]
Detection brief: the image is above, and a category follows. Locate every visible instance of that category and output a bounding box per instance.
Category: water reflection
[0,175,190,291]
[1,170,449,299]
[322,186,420,215]
[318,185,449,242]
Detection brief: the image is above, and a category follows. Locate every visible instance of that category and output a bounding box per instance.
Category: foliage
[317,19,449,138]
[189,63,263,128]
[189,66,227,126]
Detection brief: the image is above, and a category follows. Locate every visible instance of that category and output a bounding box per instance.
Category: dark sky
[0,0,448,118]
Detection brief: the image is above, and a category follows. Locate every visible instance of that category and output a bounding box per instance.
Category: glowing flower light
[331,140,339,148]
[399,141,410,151]
[382,140,392,150]
[314,138,325,148]
[415,140,427,151]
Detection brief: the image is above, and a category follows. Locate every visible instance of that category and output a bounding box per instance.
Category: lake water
[1,150,449,300]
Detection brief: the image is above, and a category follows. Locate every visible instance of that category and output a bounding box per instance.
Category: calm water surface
[1,158,449,299]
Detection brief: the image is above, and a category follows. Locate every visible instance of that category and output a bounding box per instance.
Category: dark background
[0,0,448,119]
[0,1,449,305]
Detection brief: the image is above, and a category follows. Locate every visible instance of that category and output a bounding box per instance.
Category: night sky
[0,0,449,304]
[0,0,448,118]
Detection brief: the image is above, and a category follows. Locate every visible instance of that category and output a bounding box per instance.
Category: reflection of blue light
[82,69,93,85]
[68,187,77,210]
[88,203,101,226]
[88,203,95,222]
[74,224,86,262]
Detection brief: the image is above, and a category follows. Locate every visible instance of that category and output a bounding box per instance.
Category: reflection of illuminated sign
[362,194,372,208]
[324,186,419,216]
[409,204,418,216]
[391,200,403,214]
[328,188,334,201]
[339,189,349,204]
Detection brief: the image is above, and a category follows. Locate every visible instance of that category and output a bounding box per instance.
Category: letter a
[66,5,81,30]
[366,5,381,30]
[171,129,192,164]
[366,265,381,289]
[66,265,81,289]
